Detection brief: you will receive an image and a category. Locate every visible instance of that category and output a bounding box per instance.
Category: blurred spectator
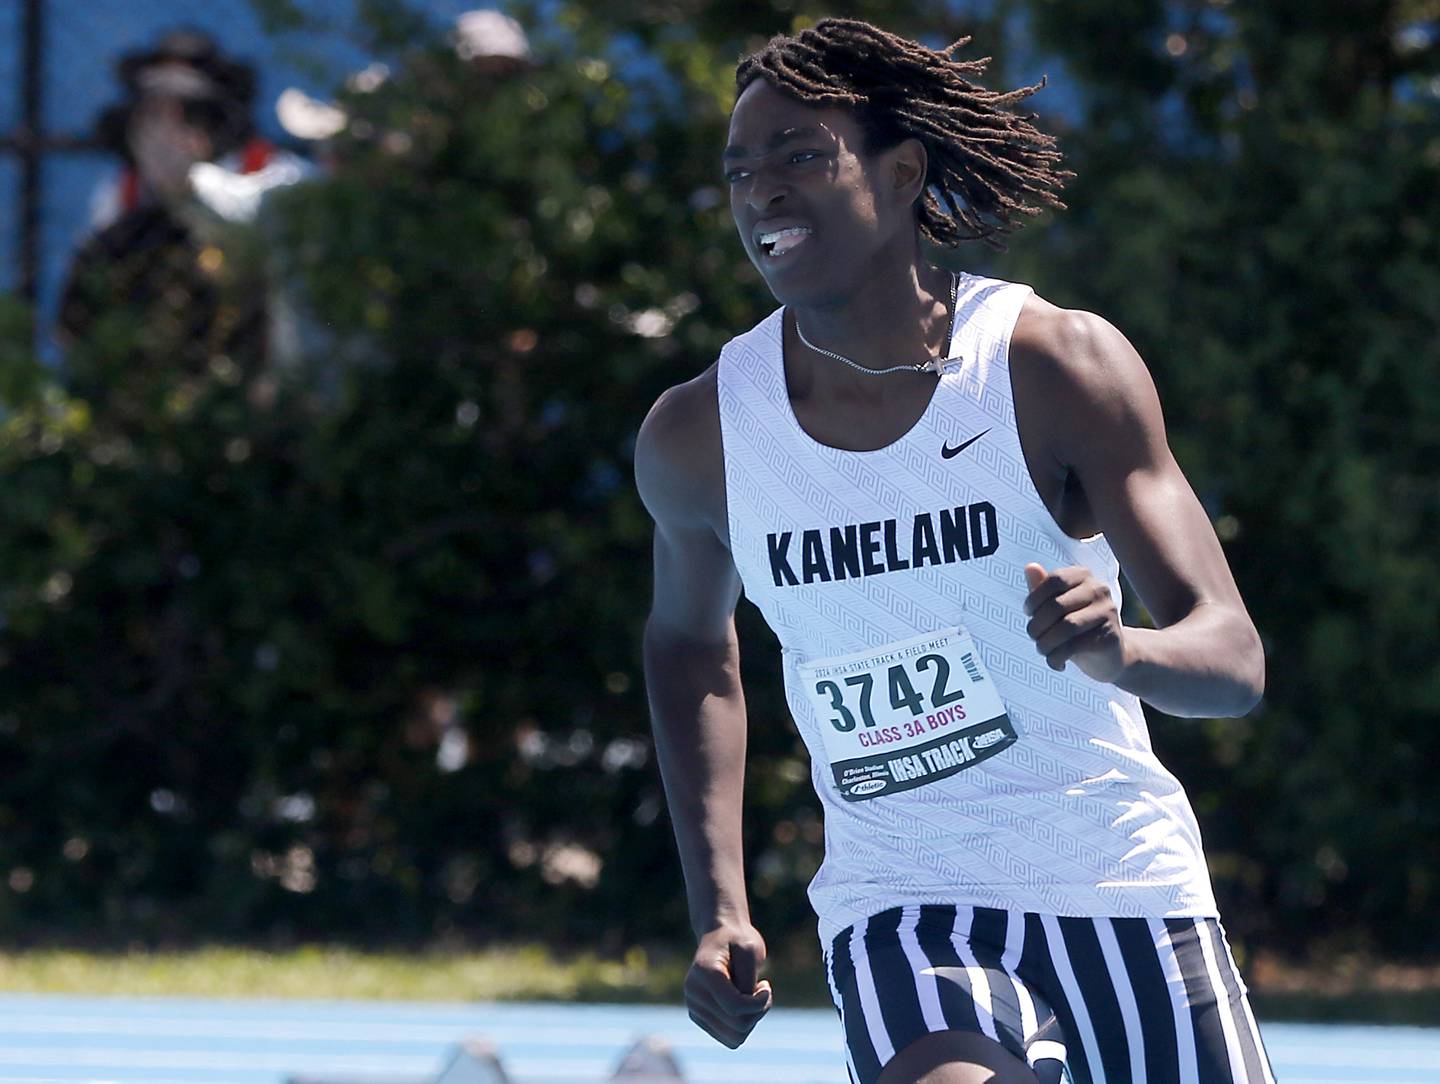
[451,8,533,77]
[89,29,309,230]
[58,29,310,377]
[274,9,534,160]
[263,9,536,388]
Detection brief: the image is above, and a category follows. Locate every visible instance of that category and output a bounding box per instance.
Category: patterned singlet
[715,273,1219,945]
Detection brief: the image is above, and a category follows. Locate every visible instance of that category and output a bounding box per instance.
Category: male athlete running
[637,20,1272,1084]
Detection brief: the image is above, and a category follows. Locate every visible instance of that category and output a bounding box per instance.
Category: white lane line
[0,1018,472,1042]
[0,1048,437,1072]
[1263,1049,1440,1070]
[0,1079,260,1084]
[1266,1079,1439,1084]
[0,1017,844,1052]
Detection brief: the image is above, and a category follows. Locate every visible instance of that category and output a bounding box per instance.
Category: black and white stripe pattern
[825,906,1275,1084]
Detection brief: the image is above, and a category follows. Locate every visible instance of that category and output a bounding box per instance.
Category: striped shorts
[823,904,1276,1084]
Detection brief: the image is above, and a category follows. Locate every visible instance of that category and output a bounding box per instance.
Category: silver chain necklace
[791,272,961,376]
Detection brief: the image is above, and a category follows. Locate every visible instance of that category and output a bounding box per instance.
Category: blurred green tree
[996,0,1440,959]
[0,0,966,950]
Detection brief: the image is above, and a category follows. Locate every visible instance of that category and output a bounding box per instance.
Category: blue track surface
[0,995,1436,1083]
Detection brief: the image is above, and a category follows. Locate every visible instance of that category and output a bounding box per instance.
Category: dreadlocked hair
[735,18,1072,249]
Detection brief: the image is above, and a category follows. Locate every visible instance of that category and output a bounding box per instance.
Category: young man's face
[723,78,916,308]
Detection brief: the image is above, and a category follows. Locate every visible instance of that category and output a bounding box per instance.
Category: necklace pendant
[792,271,961,378]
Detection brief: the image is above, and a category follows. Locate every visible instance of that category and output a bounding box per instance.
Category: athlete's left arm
[1017,307,1265,718]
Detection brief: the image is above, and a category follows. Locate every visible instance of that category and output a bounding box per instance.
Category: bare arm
[635,370,772,1047]
[640,451,748,937]
[1016,305,1265,718]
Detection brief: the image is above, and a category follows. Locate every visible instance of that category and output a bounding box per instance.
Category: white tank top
[715,273,1218,944]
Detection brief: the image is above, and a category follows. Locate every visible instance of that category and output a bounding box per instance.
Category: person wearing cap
[274,8,534,158]
[260,8,538,381]
[59,29,311,376]
[452,9,533,77]
[84,28,310,233]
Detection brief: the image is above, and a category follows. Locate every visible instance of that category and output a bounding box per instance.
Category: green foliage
[0,2,826,949]
[0,0,1434,964]
[999,0,1440,956]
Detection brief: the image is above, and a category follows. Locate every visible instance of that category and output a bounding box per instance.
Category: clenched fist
[684,923,773,1048]
[1022,563,1130,683]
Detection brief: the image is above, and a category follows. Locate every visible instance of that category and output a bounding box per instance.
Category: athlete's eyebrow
[722,126,820,159]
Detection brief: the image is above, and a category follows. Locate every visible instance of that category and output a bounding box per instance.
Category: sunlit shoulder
[1011,293,1168,441]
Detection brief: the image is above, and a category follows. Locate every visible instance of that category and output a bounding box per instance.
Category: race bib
[797,628,1017,802]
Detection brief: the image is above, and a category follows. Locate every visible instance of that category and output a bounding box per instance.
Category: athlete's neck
[788,257,954,378]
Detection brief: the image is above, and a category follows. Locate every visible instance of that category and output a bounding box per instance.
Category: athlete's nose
[745,167,789,213]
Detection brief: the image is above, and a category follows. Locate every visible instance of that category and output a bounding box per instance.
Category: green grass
[0,946,689,1003]
[0,943,837,1006]
[0,946,1436,1026]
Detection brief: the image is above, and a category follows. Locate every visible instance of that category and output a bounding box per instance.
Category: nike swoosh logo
[941,429,990,459]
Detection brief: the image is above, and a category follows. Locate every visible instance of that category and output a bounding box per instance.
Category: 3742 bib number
[797,628,1016,802]
[814,651,965,732]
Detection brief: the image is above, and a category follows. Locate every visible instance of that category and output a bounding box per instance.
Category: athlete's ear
[889,137,928,206]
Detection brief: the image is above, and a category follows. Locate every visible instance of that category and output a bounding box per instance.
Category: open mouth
[757,226,812,258]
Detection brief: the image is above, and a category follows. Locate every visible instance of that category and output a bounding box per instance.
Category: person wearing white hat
[275,10,534,150]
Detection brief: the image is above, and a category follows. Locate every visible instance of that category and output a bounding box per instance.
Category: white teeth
[759,226,811,256]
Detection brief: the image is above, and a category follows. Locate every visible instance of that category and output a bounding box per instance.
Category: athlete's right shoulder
[634,363,725,531]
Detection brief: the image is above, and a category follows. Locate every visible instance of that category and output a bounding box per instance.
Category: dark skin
[636,79,1264,1080]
